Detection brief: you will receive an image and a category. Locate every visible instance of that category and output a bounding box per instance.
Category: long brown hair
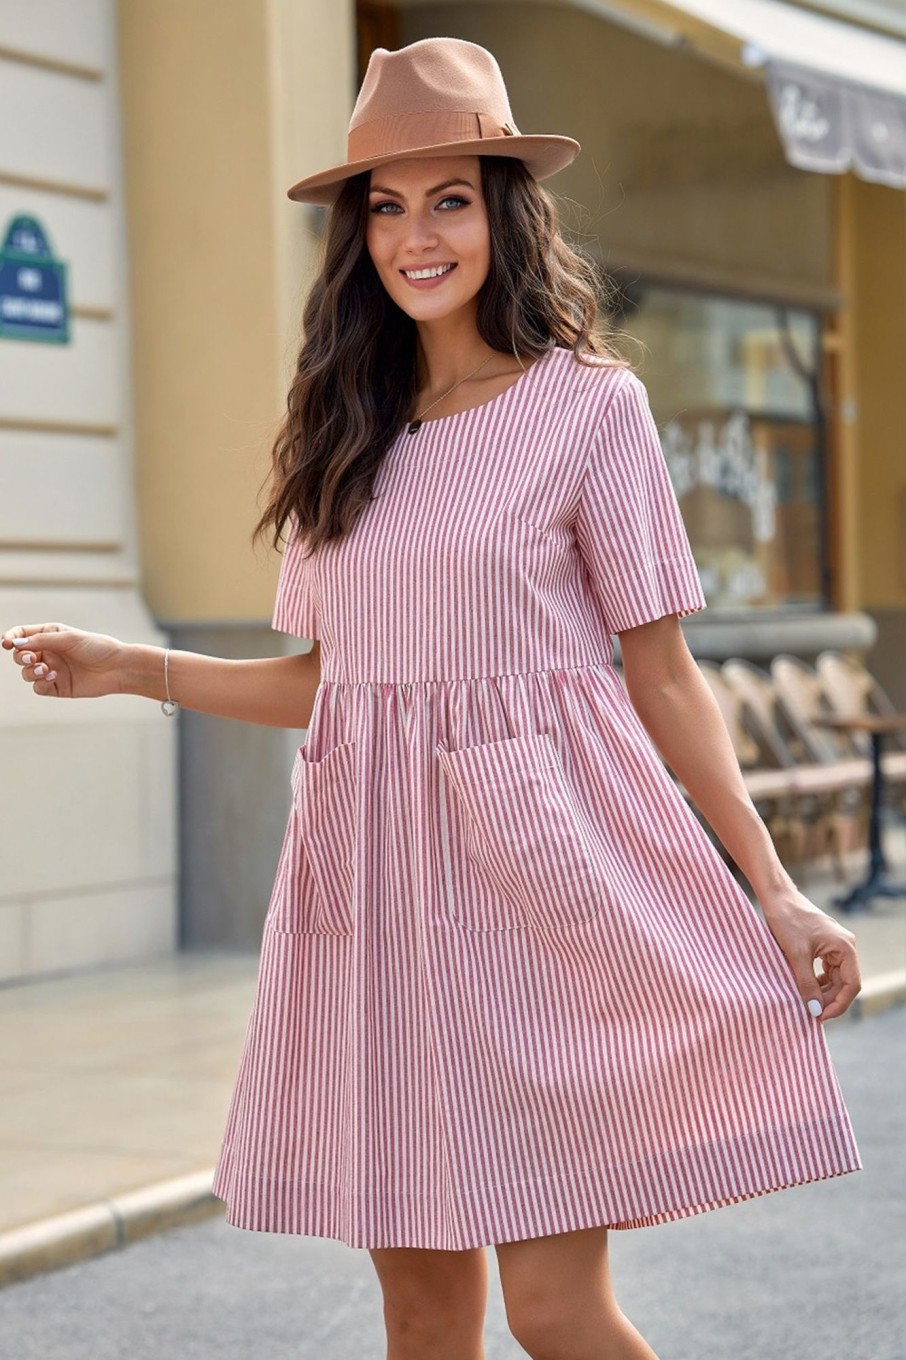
[254,155,632,555]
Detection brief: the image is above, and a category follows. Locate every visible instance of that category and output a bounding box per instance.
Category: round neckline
[400,346,558,439]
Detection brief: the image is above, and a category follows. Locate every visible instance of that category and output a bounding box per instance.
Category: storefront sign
[765,60,906,190]
[662,411,777,543]
[0,215,70,344]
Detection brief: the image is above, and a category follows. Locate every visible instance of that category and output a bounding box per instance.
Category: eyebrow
[368,178,475,199]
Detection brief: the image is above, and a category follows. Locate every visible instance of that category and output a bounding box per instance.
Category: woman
[2,36,861,1360]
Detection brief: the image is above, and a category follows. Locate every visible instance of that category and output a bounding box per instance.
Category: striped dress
[211,344,862,1250]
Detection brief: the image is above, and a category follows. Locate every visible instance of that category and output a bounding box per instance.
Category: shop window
[621,285,829,612]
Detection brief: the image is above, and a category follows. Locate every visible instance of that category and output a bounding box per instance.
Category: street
[2,1005,903,1360]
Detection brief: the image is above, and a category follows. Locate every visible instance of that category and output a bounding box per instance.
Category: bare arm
[618,616,787,902]
[2,624,321,730]
[617,614,860,1021]
[122,642,321,728]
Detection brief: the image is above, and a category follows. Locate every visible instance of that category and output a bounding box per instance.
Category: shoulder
[548,345,636,411]
[538,347,640,446]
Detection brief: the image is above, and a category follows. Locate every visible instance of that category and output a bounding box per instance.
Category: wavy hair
[253,154,632,555]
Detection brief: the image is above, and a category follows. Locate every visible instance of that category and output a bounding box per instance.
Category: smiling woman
[252,140,620,555]
[2,33,862,1360]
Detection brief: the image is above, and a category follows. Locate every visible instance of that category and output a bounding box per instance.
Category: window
[623,285,828,611]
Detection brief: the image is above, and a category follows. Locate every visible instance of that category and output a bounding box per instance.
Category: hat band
[348,110,517,163]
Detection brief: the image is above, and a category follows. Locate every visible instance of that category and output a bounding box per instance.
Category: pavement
[1,832,904,1289]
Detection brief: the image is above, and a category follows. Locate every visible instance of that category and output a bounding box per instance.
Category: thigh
[495,1229,614,1300]
[368,1245,489,1357]
[495,1226,618,1326]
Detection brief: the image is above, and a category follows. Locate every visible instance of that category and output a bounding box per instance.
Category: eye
[437,195,469,209]
[370,201,402,214]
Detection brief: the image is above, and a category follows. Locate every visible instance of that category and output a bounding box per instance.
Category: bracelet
[161,647,180,717]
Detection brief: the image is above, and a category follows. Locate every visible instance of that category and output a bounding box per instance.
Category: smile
[401,263,457,282]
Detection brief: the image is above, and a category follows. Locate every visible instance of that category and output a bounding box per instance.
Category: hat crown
[284,36,580,205]
[350,37,515,131]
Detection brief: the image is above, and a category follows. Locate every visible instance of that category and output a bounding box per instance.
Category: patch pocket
[435,731,606,931]
[266,738,357,935]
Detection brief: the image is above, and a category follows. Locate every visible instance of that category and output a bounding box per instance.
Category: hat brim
[286,134,581,206]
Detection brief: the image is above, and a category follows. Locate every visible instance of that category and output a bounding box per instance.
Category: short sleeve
[271,518,319,639]
[574,371,707,634]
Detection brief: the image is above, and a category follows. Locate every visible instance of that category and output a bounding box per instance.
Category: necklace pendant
[407,419,422,435]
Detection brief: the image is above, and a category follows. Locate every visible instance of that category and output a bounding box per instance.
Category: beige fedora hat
[287,36,581,206]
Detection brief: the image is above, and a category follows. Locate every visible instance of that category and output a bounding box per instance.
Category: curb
[1,976,903,1290]
[0,1170,221,1289]
[848,969,906,1020]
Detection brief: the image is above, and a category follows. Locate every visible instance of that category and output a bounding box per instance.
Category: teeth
[404,264,454,280]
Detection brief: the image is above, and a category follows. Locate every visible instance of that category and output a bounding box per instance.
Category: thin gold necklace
[407,355,495,435]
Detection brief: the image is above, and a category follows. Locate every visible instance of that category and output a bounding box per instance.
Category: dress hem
[211,1149,863,1252]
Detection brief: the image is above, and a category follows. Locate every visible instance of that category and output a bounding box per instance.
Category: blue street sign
[0,215,70,344]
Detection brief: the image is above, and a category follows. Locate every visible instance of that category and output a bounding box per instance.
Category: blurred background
[1,0,904,980]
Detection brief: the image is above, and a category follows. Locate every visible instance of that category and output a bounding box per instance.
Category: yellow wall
[835,175,906,611]
[117,0,355,623]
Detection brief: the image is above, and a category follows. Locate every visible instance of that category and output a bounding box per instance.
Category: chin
[402,292,476,318]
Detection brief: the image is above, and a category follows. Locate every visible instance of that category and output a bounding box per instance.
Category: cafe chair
[815,650,906,815]
[722,657,868,881]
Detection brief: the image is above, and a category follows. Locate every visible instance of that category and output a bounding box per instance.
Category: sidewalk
[1,838,904,1287]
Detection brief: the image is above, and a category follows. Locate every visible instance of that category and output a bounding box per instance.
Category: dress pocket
[266,738,357,935]
[434,731,606,931]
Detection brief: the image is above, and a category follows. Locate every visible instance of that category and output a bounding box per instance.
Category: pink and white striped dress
[212,345,861,1250]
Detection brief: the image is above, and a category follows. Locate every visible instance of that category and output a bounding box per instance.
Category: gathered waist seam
[318,660,617,688]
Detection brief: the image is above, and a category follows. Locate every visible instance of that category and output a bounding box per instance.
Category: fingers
[2,625,60,690]
[21,659,58,685]
[1,623,63,648]
[7,643,56,680]
[815,949,862,1022]
[29,677,59,697]
[4,624,70,669]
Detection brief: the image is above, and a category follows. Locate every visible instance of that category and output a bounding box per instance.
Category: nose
[400,210,439,253]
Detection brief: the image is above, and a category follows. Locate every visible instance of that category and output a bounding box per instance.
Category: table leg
[834,731,906,911]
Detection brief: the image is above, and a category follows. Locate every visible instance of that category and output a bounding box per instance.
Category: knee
[379,1272,486,1355]
[505,1291,580,1359]
[382,1292,486,1357]
[382,1298,457,1350]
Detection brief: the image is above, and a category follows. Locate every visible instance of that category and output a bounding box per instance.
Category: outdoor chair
[722,657,869,882]
[770,654,875,773]
[815,651,906,809]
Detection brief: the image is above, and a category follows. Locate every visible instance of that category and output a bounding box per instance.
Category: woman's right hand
[1,622,131,701]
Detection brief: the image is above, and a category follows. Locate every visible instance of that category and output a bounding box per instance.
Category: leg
[368,1244,489,1360]
[496,1226,660,1360]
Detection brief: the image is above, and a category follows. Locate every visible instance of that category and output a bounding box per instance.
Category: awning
[581,0,906,187]
[398,0,906,186]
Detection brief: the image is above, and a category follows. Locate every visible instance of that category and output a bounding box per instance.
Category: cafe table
[812,712,906,911]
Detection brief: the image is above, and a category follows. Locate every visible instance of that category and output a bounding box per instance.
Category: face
[365,155,490,323]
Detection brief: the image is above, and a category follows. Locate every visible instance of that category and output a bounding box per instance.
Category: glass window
[620,285,828,611]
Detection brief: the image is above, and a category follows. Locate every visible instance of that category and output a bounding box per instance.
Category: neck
[414,310,495,394]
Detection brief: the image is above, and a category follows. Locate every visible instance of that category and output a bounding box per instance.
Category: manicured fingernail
[22,653,35,665]
[807,999,823,1017]
[46,671,57,681]
[35,664,46,676]
[13,638,29,647]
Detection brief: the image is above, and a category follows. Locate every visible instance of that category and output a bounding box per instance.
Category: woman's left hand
[758,886,862,1022]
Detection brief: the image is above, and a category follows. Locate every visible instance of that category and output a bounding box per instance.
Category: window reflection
[624,285,827,610]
